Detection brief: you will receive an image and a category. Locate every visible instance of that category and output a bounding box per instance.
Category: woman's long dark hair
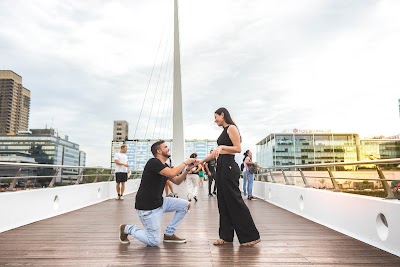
[215,107,241,142]
[243,150,249,162]
[215,107,236,126]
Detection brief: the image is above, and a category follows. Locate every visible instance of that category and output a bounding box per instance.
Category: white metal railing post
[281,170,291,185]
[48,168,61,188]
[269,170,276,183]
[93,169,100,183]
[376,166,396,199]
[7,168,21,191]
[299,169,310,187]
[108,170,114,181]
[327,168,341,192]
[75,169,84,185]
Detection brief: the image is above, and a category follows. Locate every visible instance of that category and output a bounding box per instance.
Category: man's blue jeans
[125,197,189,246]
[243,171,254,196]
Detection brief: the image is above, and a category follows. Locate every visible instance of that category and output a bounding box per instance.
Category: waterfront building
[0,129,86,174]
[256,131,360,170]
[359,136,400,169]
[0,70,31,135]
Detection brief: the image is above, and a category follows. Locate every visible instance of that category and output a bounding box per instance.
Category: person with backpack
[243,150,257,200]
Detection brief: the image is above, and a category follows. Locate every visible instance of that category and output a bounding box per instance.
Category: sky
[1,0,400,167]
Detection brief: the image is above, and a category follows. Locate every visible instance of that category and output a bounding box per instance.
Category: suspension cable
[133,13,169,139]
[157,59,173,138]
[163,81,174,139]
[153,41,173,138]
[144,20,172,139]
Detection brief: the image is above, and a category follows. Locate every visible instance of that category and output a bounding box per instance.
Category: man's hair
[190,153,198,158]
[151,140,165,157]
[121,144,127,149]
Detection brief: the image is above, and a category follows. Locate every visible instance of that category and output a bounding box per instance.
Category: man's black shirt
[135,158,168,210]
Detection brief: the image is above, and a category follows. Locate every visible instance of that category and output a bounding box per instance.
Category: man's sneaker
[163,234,186,243]
[116,195,120,200]
[120,195,124,200]
[119,224,130,244]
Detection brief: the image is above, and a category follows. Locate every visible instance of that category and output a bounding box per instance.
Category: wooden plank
[0,184,399,266]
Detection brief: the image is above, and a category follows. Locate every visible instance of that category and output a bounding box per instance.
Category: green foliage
[83,168,111,183]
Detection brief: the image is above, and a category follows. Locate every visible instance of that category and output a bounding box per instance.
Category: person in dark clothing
[200,107,260,247]
[119,140,197,246]
[205,150,217,196]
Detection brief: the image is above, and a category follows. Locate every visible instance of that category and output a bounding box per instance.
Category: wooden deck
[1,184,399,266]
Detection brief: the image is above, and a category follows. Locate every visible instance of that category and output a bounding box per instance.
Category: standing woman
[243,150,257,200]
[186,153,200,202]
[198,163,205,187]
[200,107,260,246]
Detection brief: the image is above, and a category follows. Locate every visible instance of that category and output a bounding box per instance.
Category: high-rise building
[0,70,31,135]
[113,120,129,141]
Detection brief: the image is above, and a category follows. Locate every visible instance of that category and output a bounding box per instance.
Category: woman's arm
[213,126,241,157]
[160,158,196,178]
[199,154,214,164]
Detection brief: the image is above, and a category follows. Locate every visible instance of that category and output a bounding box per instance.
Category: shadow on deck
[0,184,399,266]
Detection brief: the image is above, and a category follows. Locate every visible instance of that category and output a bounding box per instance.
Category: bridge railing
[254,158,400,199]
[0,162,143,192]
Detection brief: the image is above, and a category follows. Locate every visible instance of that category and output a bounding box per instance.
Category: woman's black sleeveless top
[217,125,234,146]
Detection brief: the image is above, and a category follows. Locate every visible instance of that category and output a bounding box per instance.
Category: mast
[173,0,185,164]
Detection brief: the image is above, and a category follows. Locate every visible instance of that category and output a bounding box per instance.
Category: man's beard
[162,151,171,158]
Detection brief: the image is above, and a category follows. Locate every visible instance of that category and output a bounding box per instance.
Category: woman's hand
[212,146,223,158]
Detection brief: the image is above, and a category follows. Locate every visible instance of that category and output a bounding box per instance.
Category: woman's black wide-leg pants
[215,155,260,244]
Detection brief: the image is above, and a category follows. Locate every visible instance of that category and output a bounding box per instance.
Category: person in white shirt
[114,144,129,200]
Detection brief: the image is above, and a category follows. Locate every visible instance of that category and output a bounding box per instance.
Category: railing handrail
[261,158,400,170]
[0,162,144,191]
[0,162,109,169]
[252,158,400,199]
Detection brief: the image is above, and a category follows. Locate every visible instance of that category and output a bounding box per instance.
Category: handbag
[248,164,257,174]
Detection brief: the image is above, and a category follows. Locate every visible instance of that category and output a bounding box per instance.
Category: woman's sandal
[240,239,261,247]
[213,239,233,246]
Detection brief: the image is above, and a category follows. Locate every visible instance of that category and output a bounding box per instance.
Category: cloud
[1,0,399,167]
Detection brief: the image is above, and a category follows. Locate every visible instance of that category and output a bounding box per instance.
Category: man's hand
[186,162,198,170]
[184,158,197,166]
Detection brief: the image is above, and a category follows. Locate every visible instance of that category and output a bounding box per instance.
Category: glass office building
[0,129,86,174]
[111,139,217,171]
[359,137,400,168]
[256,133,359,170]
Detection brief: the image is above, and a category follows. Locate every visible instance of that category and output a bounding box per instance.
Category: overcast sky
[1,0,400,167]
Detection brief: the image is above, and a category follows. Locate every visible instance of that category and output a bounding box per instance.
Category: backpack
[240,162,244,172]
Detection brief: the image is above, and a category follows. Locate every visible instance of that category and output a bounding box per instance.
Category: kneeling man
[119,140,197,246]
